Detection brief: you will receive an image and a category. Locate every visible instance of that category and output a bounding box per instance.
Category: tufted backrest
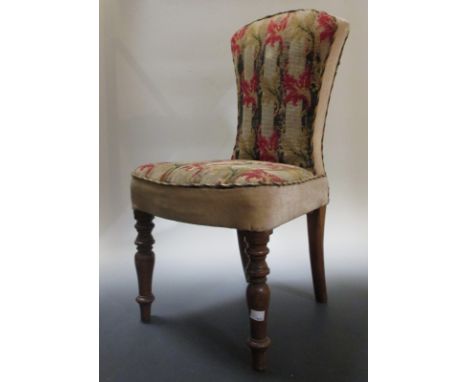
[231,9,349,176]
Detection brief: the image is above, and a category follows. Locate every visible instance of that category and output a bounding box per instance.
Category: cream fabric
[131,176,328,231]
[312,18,349,175]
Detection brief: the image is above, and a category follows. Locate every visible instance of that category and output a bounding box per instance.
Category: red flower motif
[242,168,283,183]
[181,163,205,177]
[231,26,247,56]
[317,12,336,42]
[240,74,258,107]
[257,129,279,162]
[283,69,312,106]
[265,14,290,48]
[138,163,154,176]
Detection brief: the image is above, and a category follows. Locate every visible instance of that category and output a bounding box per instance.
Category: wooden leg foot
[134,209,155,323]
[244,230,272,371]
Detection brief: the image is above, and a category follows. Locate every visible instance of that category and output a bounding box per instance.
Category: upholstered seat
[131,160,328,231]
[132,160,317,187]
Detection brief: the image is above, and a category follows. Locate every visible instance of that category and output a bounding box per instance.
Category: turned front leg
[134,209,155,323]
[244,230,272,371]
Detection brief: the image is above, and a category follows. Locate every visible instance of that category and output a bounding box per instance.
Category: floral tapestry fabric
[132,160,319,188]
[231,9,338,175]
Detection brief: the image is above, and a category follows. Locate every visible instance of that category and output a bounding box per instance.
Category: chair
[130,9,349,371]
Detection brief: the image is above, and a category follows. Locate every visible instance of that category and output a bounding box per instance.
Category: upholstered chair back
[231,9,349,176]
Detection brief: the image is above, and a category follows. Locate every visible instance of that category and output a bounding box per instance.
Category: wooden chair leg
[133,209,155,323]
[237,230,249,281]
[307,206,328,303]
[244,230,272,371]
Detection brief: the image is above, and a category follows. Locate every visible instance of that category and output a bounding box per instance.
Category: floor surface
[100,214,367,381]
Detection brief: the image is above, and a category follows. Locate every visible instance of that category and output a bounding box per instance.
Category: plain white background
[1,1,468,381]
